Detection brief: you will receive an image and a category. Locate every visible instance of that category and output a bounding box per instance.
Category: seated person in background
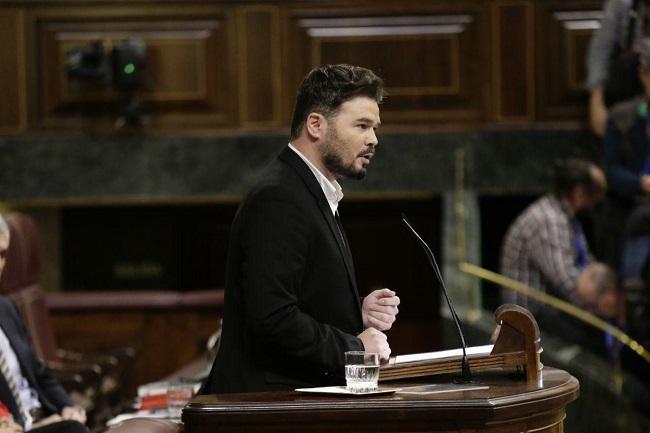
[0,215,87,433]
[599,37,650,267]
[500,159,621,352]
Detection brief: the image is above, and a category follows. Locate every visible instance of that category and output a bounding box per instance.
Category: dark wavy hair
[552,158,603,199]
[289,64,384,140]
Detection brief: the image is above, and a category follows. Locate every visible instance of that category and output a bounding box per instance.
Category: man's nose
[367,130,378,147]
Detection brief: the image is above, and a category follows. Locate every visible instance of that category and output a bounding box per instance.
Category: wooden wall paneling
[491,1,535,122]
[34,6,236,130]
[236,5,282,128]
[0,9,27,134]
[52,309,221,395]
[286,3,487,127]
[535,2,602,122]
[0,0,608,134]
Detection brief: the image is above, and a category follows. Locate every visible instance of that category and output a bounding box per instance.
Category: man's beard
[321,127,367,180]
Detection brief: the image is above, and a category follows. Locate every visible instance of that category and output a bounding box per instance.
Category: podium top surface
[183,367,578,426]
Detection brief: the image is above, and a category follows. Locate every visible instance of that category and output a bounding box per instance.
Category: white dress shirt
[0,326,41,429]
[288,143,343,215]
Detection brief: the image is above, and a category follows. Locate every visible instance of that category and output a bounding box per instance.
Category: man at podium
[201,65,400,394]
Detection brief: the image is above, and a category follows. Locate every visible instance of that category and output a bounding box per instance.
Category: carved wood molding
[290,9,485,124]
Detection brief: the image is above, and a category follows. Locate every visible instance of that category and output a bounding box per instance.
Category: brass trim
[459,262,650,364]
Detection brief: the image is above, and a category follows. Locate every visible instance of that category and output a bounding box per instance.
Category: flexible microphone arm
[401,214,472,382]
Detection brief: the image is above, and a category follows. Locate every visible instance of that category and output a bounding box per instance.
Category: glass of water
[345,351,380,393]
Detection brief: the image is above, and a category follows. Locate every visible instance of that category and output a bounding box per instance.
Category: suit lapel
[279,147,362,313]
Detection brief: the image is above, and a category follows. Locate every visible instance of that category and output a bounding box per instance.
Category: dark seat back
[8,283,61,363]
[0,212,42,294]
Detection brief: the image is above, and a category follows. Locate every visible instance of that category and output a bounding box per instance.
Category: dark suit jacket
[605,98,650,198]
[203,146,365,393]
[0,296,72,427]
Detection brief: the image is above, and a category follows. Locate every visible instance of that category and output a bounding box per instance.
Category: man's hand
[61,406,86,424]
[589,86,607,137]
[577,262,620,319]
[357,327,390,361]
[640,174,650,194]
[0,418,23,433]
[31,414,63,429]
[362,288,400,331]
[597,288,621,320]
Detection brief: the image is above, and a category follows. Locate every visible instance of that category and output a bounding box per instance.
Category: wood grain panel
[535,2,603,121]
[287,8,487,126]
[38,15,235,129]
[0,10,26,134]
[0,0,606,133]
[237,6,282,127]
[52,309,220,396]
[184,368,578,433]
[492,2,534,122]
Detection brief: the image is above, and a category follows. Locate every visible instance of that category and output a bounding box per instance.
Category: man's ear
[305,112,327,140]
[569,186,584,209]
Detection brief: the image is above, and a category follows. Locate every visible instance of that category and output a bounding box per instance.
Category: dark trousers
[595,194,636,270]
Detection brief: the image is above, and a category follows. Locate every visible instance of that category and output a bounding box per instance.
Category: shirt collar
[549,194,575,218]
[288,143,343,214]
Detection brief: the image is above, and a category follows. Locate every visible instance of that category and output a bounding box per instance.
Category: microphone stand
[401,214,472,383]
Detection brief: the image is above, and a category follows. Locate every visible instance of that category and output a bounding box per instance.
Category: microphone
[401,213,472,383]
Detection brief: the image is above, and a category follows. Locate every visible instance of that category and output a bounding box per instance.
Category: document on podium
[380,345,496,381]
[390,344,494,365]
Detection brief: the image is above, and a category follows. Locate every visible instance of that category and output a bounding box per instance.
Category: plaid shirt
[500,195,592,315]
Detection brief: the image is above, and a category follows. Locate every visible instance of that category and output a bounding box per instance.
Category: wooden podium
[380,304,543,384]
[183,367,578,433]
[183,306,578,433]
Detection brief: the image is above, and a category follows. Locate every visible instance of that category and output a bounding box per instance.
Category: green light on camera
[123,63,136,75]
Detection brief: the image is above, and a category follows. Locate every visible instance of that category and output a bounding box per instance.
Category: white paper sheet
[392,344,494,364]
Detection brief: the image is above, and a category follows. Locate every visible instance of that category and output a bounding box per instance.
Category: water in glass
[345,364,380,392]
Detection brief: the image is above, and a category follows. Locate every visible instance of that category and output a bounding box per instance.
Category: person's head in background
[577,262,621,319]
[289,64,385,182]
[553,158,607,214]
[0,214,9,280]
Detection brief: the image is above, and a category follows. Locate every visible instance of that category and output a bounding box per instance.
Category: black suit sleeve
[5,299,73,412]
[239,191,362,374]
